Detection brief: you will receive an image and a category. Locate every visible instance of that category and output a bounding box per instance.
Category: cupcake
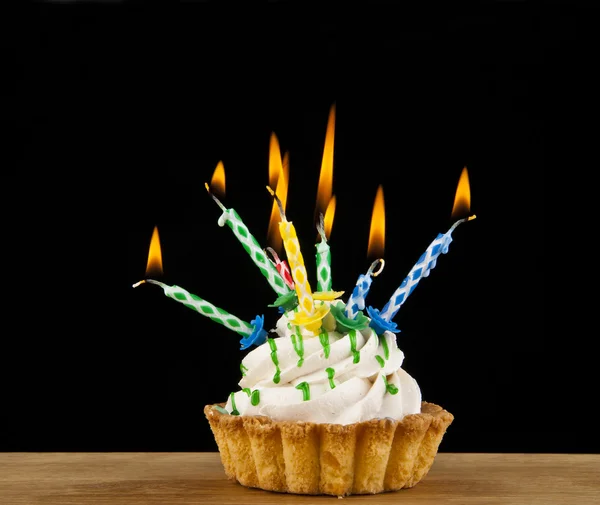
[204,298,454,497]
[133,120,471,496]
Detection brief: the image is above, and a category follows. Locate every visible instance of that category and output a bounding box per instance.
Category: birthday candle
[265,246,294,289]
[378,216,475,322]
[206,183,291,297]
[134,279,267,349]
[267,186,315,317]
[315,213,332,292]
[345,258,384,319]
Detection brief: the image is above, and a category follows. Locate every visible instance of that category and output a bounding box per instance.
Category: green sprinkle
[273,368,281,384]
[229,392,240,415]
[382,375,399,395]
[375,355,385,368]
[250,389,260,406]
[240,363,248,377]
[242,388,251,397]
[295,381,311,401]
[380,334,390,360]
[291,326,305,367]
[349,329,360,364]
[213,405,229,415]
[267,338,282,384]
[326,367,336,389]
[319,331,331,359]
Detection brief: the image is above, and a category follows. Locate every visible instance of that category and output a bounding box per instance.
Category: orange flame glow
[267,133,289,254]
[268,132,282,190]
[145,226,163,277]
[367,185,385,260]
[451,166,471,219]
[315,103,335,221]
[323,195,336,239]
[210,160,226,199]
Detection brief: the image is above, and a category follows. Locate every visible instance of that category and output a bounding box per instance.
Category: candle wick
[368,258,385,277]
[266,185,286,220]
[145,278,169,290]
[205,182,228,212]
[449,214,476,234]
[265,246,281,264]
[132,279,146,288]
[317,212,327,242]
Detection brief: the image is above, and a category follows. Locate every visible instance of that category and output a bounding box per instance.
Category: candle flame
[267,133,289,254]
[451,166,471,219]
[323,195,336,239]
[210,160,226,199]
[145,226,163,277]
[268,132,283,189]
[367,185,385,260]
[315,103,335,222]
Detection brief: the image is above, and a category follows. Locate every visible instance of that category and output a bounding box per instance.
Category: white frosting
[225,302,422,425]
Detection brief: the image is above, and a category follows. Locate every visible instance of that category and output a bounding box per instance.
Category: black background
[7,2,576,454]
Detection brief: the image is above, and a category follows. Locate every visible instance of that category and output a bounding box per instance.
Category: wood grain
[1,453,598,504]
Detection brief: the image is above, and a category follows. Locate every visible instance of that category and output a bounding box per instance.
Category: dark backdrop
[7,3,570,454]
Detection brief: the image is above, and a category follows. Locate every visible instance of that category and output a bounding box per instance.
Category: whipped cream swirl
[225,304,422,425]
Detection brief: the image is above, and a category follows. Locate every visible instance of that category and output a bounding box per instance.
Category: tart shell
[204,401,453,497]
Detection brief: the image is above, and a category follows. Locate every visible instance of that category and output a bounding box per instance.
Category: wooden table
[1,453,598,504]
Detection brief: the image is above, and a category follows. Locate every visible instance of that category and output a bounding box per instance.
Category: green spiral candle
[205,183,290,297]
[315,212,332,292]
[134,279,267,349]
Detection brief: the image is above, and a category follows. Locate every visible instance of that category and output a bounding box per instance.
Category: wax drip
[349,329,360,363]
[229,392,240,415]
[267,338,281,384]
[291,326,305,367]
[382,375,399,395]
[319,331,331,359]
[295,381,310,401]
[380,334,390,360]
[326,367,336,389]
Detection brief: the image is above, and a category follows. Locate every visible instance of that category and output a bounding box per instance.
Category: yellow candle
[278,219,315,316]
[267,186,329,334]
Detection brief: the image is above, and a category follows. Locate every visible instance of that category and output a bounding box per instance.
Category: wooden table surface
[1,452,598,504]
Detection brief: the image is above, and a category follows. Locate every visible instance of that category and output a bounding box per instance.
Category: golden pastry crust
[204,401,453,497]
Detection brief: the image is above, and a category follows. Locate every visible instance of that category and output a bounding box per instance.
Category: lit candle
[133,279,267,350]
[345,258,385,319]
[205,178,290,297]
[373,217,475,325]
[368,167,476,335]
[267,186,329,334]
[315,214,331,292]
[343,184,385,319]
[315,200,336,291]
